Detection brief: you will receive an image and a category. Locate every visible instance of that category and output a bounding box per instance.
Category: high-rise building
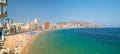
[42,22,50,30]
[0,0,7,41]
[34,18,39,30]
[34,18,38,25]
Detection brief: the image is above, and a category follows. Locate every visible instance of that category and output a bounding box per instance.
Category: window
[0,30,2,40]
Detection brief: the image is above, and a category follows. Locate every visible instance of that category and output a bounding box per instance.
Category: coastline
[21,30,54,54]
[19,28,120,54]
[20,31,41,54]
[3,29,58,54]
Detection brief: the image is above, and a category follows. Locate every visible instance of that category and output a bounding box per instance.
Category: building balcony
[0,26,4,30]
[0,11,7,18]
[0,0,7,6]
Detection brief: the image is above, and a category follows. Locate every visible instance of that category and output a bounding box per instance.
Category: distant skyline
[7,0,120,27]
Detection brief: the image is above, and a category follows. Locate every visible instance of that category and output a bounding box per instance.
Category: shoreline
[3,29,56,54]
[20,30,54,54]
[20,31,41,54]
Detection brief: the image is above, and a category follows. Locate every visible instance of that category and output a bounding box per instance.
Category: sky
[7,0,120,27]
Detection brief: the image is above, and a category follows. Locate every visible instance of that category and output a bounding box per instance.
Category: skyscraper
[34,18,38,25]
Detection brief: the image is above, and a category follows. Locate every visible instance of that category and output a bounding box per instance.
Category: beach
[4,31,41,54]
[26,28,120,54]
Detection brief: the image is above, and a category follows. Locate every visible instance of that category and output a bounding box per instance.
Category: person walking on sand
[15,46,19,54]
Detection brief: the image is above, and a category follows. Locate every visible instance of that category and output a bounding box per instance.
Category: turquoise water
[27,28,120,54]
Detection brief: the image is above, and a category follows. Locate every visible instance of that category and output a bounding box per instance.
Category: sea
[27,28,120,54]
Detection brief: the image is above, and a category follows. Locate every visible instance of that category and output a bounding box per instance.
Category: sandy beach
[4,31,41,54]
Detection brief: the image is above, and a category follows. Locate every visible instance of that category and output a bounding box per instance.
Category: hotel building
[42,22,50,30]
[0,0,7,45]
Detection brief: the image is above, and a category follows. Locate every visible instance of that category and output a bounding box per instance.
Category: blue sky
[7,0,120,27]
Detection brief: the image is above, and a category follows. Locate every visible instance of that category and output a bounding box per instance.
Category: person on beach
[0,47,9,54]
[14,46,19,54]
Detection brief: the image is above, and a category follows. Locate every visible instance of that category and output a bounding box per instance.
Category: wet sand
[20,32,40,54]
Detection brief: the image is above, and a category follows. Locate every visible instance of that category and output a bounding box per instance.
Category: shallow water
[27,28,120,54]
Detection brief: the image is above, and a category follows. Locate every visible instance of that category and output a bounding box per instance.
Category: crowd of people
[0,32,33,54]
